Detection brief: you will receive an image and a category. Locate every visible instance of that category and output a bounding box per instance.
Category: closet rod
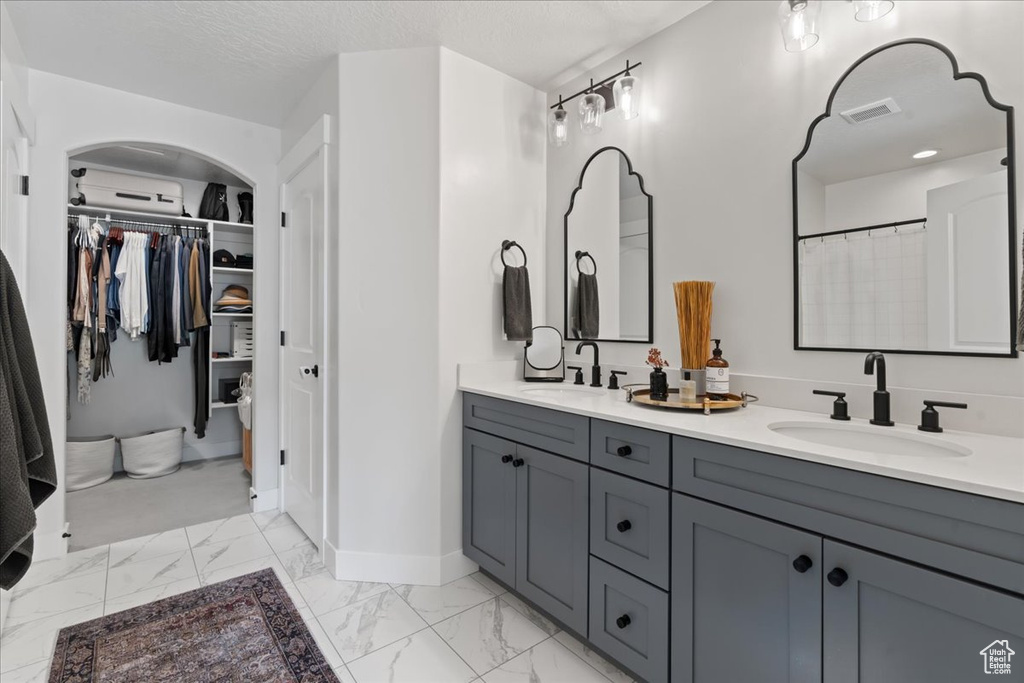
[68,213,208,235]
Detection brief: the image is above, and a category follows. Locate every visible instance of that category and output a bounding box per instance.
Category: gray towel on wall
[503,265,533,341]
[0,250,57,591]
[576,273,600,339]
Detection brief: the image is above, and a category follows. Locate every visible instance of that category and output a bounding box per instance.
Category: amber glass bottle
[705,339,730,400]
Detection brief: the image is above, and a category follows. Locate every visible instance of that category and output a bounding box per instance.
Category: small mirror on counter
[793,39,1017,357]
[523,326,565,382]
[564,146,653,343]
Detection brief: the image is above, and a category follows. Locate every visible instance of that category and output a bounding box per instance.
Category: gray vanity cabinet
[515,444,589,635]
[462,429,518,587]
[671,494,823,683]
[823,540,1024,683]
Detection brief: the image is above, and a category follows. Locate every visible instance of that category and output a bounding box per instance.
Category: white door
[926,170,1010,353]
[280,147,326,549]
[1,86,29,287]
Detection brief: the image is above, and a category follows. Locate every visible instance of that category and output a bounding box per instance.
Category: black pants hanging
[192,327,209,438]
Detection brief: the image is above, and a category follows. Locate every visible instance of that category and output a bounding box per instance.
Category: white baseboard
[324,544,478,586]
[250,488,279,513]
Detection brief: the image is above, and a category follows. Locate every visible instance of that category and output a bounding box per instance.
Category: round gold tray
[625,387,758,414]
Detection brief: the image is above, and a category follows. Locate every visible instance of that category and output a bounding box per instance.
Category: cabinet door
[463,429,517,587]
[823,540,1024,683]
[515,445,589,635]
[672,495,822,683]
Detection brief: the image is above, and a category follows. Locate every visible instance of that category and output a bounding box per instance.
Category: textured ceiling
[4,0,711,127]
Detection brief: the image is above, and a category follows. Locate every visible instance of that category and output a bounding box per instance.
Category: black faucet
[575,341,602,387]
[864,352,894,426]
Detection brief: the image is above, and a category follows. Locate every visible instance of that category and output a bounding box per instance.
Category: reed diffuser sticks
[673,281,715,370]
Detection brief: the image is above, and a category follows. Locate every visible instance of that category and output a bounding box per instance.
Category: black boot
[237,192,254,225]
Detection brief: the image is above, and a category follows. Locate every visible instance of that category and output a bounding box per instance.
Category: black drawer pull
[616,520,632,533]
[616,445,632,457]
[615,614,631,629]
[501,454,513,464]
[827,567,849,587]
[792,555,813,573]
[512,458,524,468]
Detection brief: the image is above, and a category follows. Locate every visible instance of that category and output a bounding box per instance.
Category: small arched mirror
[793,39,1017,357]
[564,146,653,343]
[523,326,565,382]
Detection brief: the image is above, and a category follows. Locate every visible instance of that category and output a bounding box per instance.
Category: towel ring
[501,240,527,267]
[575,250,597,275]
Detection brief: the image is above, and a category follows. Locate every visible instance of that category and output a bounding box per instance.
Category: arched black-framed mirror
[564,146,654,343]
[792,38,1017,358]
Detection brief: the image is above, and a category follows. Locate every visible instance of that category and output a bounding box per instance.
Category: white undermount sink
[518,385,602,397]
[768,421,971,458]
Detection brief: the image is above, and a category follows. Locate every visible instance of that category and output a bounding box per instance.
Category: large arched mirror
[793,39,1017,357]
[564,146,653,343]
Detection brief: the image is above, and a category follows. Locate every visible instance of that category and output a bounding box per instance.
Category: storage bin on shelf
[65,435,116,491]
[119,427,184,479]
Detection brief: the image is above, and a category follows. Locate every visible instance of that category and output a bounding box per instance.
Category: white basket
[66,436,116,491]
[120,427,184,479]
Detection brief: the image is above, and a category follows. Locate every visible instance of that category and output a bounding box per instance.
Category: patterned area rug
[48,568,339,682]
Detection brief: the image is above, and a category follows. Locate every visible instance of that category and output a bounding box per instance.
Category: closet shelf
[212,357,252,363]
[210,402,238,410]
[213,266,253,274]
[66,203,254,232]
[212,312,253,318]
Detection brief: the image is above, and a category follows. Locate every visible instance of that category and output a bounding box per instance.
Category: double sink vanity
[459,368,1023,682]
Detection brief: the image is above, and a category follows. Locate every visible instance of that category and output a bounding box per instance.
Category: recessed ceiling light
[912,149,939,159]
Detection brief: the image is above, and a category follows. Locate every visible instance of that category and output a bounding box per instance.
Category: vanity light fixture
[778,0,821,53]
[549,96,570,147]
[912,149,939,159]
[853,0,895,21]
[613,61,640,120]
[547,60,643,147]
[579,80,606,134]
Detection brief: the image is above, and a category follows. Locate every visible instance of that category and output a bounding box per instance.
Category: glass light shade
[578,92,606,134]
[548,107,569,147]
[778,0,821,52]
[853,0,894,21]
[613,74,640,120]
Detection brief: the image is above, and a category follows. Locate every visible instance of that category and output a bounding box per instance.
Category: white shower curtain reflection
[801,226,927,349]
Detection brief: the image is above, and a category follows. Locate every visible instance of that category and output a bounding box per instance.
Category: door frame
[277,115,331,547]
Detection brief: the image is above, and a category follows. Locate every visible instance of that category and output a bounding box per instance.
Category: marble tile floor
[1,512,633,683]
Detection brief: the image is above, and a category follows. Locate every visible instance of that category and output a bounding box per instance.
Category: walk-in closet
[64,143,259,550]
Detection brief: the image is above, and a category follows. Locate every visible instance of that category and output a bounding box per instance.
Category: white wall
[438,48,547,564]
[26,69,281,558]
[546,0,1023,405]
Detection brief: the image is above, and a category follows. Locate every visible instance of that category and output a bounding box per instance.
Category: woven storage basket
[66,435,116,491]
[120,427,184,479]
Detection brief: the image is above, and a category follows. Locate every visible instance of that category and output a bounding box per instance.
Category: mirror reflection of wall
[794,40,1015,356]
[565,147,652,343]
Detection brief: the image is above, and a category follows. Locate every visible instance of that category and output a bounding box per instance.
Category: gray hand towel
[577,273,600,339]
[503,265,533,341]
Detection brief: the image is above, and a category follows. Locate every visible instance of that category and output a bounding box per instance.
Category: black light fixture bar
[549,60,643,109]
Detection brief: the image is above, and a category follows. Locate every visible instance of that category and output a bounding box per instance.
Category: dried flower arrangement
[646,347,670,370]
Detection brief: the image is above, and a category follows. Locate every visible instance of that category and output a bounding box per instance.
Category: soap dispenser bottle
[705,339,730,400]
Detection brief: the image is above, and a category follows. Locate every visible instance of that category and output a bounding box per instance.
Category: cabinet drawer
[589,557,669,683]
[591,469,670,589]
[591,419,671,486]
[464,393,589,462]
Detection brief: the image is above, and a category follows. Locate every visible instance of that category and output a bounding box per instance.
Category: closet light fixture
[853,0,894,21]
[579,80,606,134]
[778,0,821,52]
[912,149,939,159]
[549,97,570,147]
[613,61,640,120]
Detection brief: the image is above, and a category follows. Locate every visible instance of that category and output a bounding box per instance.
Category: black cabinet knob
[615,614,631,629]
[827,567,849,587]
[616,520,632,533]
[616,445,632,457]
[792,555,813,573]
[512,458,524,468]
[501,455,513,464]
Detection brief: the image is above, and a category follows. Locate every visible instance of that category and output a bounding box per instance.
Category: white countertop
[458,372,1024,504]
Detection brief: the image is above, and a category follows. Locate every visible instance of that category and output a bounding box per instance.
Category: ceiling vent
[839,97,901,124]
